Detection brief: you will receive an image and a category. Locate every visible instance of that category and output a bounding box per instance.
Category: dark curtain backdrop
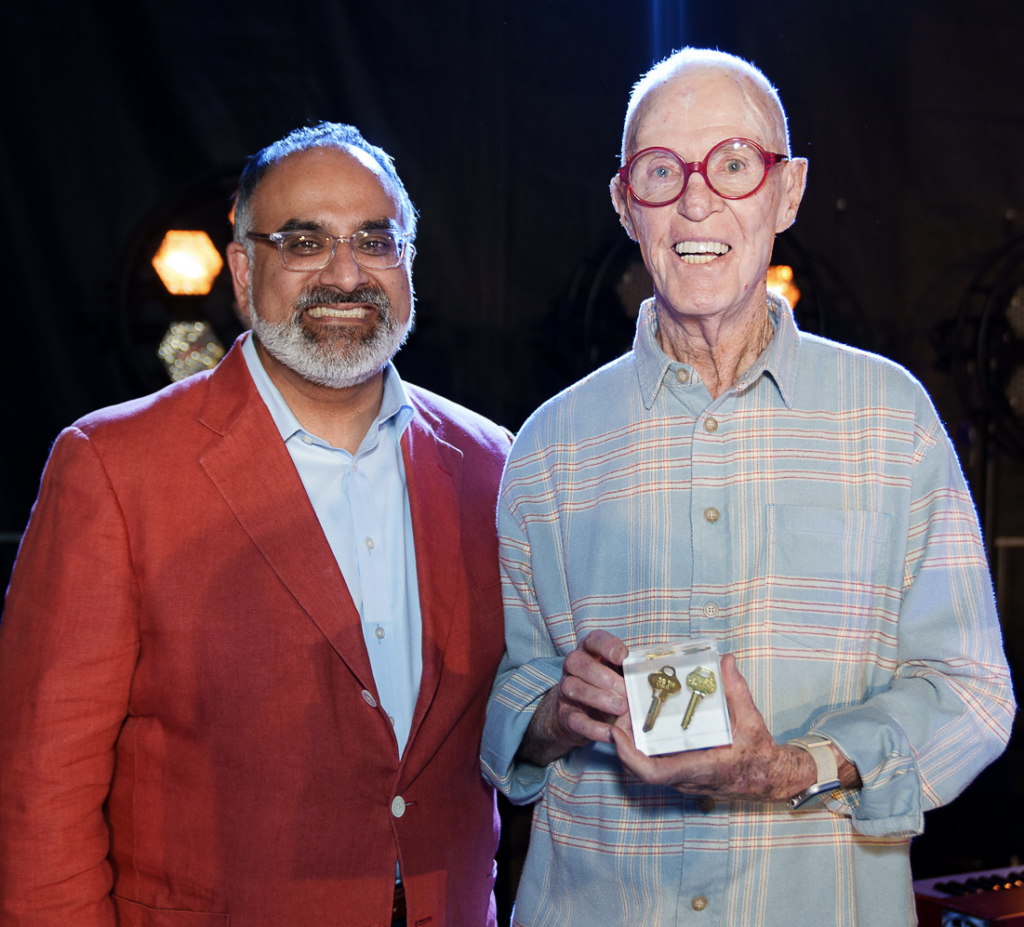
[2,0,1022,890]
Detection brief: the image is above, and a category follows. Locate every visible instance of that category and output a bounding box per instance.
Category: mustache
[294,285,391,315]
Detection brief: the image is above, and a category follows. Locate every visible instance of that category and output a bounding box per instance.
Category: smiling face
[227,145,415,391]
[611,66,806,334]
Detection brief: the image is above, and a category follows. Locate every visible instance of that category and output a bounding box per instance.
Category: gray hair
[620,48,791,164]
[233,122,418,248]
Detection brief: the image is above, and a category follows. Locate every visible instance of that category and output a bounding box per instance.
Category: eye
[709,146,759,177]
[282,232,327,255]
[639,154,682,184]
[354,231,399,256]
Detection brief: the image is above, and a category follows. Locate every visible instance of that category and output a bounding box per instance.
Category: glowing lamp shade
[151,230,224,295]
[767,264,801,310]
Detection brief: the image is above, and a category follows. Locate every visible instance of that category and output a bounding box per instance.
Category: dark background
[2,0,1022,911]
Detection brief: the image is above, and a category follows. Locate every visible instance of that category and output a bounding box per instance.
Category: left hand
[609,653,808,802]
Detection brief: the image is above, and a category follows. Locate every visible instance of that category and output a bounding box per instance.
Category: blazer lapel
[195,345,377,693]
[402,410,463,743]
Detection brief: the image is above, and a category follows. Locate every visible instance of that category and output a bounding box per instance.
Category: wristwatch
[787,734,842,808]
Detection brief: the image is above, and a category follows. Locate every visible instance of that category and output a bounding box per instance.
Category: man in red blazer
[0,123,511,927]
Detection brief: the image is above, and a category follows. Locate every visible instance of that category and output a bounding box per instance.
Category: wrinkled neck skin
[654,283,772,400]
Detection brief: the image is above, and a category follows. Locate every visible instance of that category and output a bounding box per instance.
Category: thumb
[719,653,757,721]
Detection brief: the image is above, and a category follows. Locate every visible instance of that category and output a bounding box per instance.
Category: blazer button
[361,689,377,708]
[391,796,406,818]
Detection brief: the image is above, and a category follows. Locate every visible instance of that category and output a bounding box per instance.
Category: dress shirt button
[389,715,395,726]
[365,537,375,550]
[351,461,358,472]
[698,796,715,813]
[691,895,709,911]
[703,507,720,524]
[704,417,719,433]
[391,795,406,818]
[702,603,720,618]
[675,368,690,384]
[361,689,377,708]
[374,626,386,640]
[301,434,314,445]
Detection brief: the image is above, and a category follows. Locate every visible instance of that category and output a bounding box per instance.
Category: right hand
[519,630,630,764]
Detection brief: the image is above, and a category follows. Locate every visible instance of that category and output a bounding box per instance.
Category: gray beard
[248,283,412,389]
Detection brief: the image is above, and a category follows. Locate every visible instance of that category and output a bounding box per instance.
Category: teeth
[307,306,367,319]
[675,241,730,257]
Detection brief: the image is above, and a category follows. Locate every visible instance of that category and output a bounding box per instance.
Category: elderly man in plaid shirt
[482,47,1015,927]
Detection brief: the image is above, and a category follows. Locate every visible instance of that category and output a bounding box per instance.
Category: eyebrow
[274,216,400,234]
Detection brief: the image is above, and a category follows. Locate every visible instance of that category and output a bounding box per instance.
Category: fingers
[609,724,696,787]
[559,698,617,744]
[554,631,630,744]
[579,629,629,666]
[520,632,633,765]
[610,723,675,785]
[562,631,628,707]
[610,720,738,793]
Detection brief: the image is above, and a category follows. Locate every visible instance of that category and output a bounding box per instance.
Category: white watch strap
[789,734,839,783]
[787,735,841,808]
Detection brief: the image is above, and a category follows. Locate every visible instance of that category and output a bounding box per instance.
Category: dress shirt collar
[633,290,801,410]
[240,332,414,447]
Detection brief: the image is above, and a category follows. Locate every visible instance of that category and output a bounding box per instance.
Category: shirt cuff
[482,657,563,805]
[815,706,924,837]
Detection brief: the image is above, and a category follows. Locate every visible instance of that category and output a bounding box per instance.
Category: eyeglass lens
[628,140,769,203]
[278,230,402,270]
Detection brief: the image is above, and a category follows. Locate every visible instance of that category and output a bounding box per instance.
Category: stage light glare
[158,321,226,382]
[768,264,801,309]
[152,230,224,295]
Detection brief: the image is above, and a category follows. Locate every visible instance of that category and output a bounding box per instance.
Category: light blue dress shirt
[242,334,422,756]
[482,295,1014,926]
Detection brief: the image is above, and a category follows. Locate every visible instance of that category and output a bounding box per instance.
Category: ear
[226,241,254,324]
[610,173,638,241]
[774,157,808,234]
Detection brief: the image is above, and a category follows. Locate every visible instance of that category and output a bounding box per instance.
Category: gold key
[643,666,682,732]
[681,666,717,729]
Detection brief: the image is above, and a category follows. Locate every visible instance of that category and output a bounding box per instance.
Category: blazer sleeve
[0,427,139,927]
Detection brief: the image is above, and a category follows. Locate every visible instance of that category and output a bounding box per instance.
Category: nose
[317,240,371,289]
[676,168,720,221]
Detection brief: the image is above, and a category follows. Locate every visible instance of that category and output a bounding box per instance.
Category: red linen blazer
[0,339,511,927]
